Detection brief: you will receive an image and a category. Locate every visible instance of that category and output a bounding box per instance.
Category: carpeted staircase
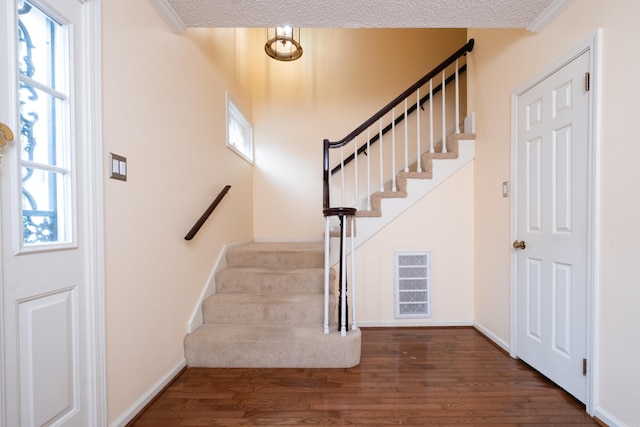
[184,242,361,368]
[358,133,474,218]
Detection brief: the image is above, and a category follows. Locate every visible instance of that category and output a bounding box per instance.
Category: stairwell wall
[469,0,640,424]
[250,28,468,241]
[102,2,254,423]
[355,163,475,326]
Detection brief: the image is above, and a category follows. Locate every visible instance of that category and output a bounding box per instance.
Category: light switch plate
[109,153,127,181]
[502,181,509,197]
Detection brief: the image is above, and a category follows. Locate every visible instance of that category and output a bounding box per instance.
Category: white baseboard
[473,321,511,353]
[593,405,626,427]
[109,359,186,427]
[358,320,473,328]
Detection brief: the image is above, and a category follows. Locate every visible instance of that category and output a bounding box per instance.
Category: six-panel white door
[514,50,590,403]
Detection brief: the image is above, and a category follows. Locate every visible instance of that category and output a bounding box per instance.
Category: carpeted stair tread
[216,267,328,294]
[185,324,361,368]
[226,242,324,269]
[202,293,325,325]
[356,132,475,218]
[185,241,361,368]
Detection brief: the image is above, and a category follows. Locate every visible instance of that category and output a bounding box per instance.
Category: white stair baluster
[455,59,460,134]
[340,216,347,337]
[340,146,345,206]
[429,79,434,153]
[366,128,371,210]
[442,69,447,154]
[379,119,384,192]
[328,154,333,207]
[350,215,357,331]
[391,107,396,192]
[404,99,409,172]
[354,136,358,209]
[416,88,422,173]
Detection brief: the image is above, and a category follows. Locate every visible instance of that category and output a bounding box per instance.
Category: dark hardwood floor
[129,328,598,426]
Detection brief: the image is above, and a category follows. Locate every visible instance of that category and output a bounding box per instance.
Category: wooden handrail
[184,185,231,241]
[325,39,474,150]
[323,39,474,209]
[330,64,467,176]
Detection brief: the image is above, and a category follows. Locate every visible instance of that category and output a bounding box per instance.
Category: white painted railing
[321,39,475,336]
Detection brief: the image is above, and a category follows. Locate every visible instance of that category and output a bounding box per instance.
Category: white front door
[0,0,100,425]
[513,50,590,403]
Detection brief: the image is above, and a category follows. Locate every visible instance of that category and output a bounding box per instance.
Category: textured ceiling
[161,0,572,30]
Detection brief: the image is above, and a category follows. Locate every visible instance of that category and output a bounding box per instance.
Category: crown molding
[527,0,574,33]
[148,0,186,33]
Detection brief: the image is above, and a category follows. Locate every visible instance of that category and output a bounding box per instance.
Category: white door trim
[81,0,107,425]
[509,30,601,416]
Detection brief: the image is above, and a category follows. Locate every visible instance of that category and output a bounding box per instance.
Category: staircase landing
[184,242,361,368]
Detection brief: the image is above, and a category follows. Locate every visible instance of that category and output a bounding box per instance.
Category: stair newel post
[323,207,357,337]
[323,138,330,210]
[441,70,447,154]
[323,139,331,334]
[455,58,460,134]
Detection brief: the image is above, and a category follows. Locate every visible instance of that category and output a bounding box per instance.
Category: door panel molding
[510,31,601,416]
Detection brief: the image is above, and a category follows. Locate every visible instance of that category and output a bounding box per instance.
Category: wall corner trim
[147,0,186,33]
[527,0,575,33]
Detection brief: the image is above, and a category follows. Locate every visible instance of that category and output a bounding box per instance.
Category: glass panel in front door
[18,0,74,247]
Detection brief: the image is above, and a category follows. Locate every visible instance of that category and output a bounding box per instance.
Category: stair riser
[226,251,324,269]
[216,268,329,294]
[185,327,361,368]
[203,299,331,325]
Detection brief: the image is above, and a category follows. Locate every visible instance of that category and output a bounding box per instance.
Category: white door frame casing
[81,1,108,424]
[509,31,601,416]
[0,0,106,425]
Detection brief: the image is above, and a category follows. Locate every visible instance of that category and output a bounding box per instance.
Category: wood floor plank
[128,328,598,426]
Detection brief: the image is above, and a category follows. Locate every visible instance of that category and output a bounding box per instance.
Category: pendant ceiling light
[265,26,303,61]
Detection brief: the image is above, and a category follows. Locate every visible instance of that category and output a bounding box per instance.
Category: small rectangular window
[226,93,253,164]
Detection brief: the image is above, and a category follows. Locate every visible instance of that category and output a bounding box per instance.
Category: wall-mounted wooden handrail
[184,185,231,241]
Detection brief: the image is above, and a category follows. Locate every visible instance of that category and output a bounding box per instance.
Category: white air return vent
[394,251,431,318]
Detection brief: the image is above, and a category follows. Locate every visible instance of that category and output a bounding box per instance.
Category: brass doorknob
[0,123,14,166]
[513,240,526,250]
[0,122,14,147]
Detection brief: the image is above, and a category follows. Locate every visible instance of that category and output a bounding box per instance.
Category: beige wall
[469,0,640,423]
[102,2,254,423]
[251,28,468,241]
[356,163,475,325]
